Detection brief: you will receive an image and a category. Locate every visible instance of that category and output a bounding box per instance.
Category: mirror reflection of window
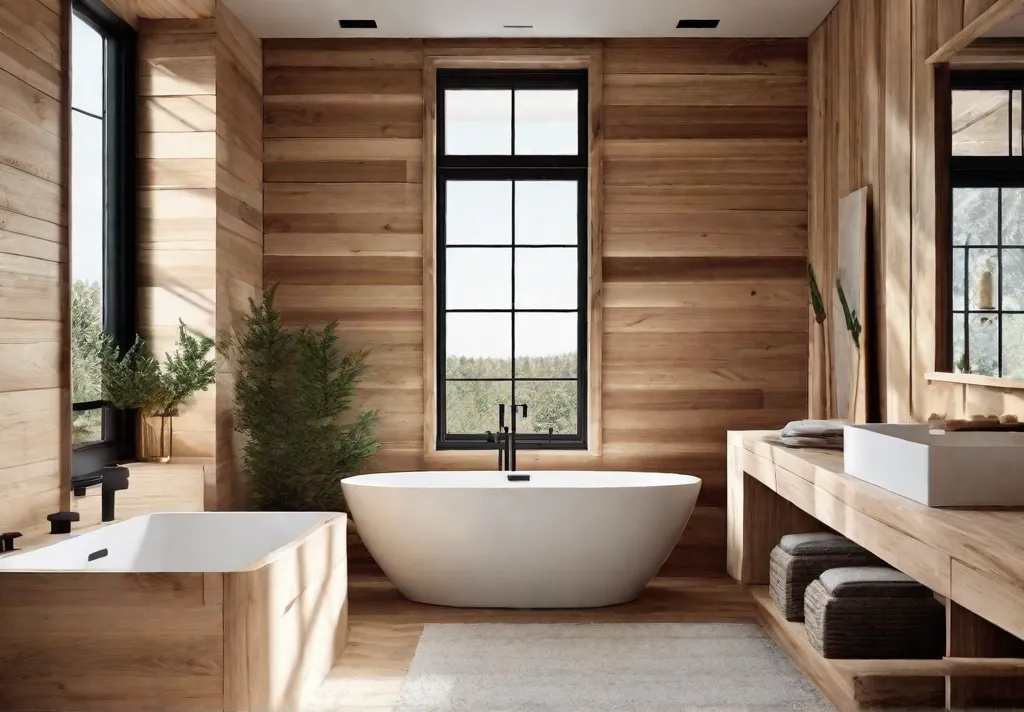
[950,82,1024,379]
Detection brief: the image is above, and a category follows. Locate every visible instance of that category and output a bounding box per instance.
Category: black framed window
[70,0,137,477]
[436,69,588,449]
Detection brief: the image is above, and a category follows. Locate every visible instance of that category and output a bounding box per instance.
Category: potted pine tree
[97,321,216,462]
[221,287,380,511]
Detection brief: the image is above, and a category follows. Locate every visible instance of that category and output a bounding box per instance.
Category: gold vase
[138,413,173,463]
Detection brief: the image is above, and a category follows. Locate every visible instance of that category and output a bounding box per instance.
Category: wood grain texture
[754,587,946,711]
[805,0,1024,423]
[928,0,1023,63]
[0,0,65,534]
[0,571,224,711]
[223,515,348,712]
[946,595,1024,707]
[214,2,262,510]
[0,514,347,712]
[264,39,807,575]
[69,460,205,527]
[137,18,218,466]
[733,431,1024,709]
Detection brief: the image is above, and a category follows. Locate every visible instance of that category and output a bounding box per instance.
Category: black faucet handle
[0,532,22,553]
[102,465,130,491]
[548,427,554,442]
[521,403,528,419]
[47,511,80,535]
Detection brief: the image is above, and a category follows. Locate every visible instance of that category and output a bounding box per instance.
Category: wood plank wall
[263,39,809,575]
[213,4,262,510]
[808,0,1024,424]
[138,18,218,462]
[137,3,262,510]
[0,0,66,532]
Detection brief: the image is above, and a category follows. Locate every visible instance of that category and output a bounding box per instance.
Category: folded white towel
[781,419,846,439]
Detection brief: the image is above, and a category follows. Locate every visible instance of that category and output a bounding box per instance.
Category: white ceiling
[222,0,839,39]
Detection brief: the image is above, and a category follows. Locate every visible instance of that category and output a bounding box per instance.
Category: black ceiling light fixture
[676,19,720,29]
[339,19,377,29]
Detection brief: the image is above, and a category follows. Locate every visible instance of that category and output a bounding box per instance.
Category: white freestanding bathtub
[0,512,349,712]
[341,471,701,608]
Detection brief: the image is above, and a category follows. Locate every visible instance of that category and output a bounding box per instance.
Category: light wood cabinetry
[729,431,1024,709]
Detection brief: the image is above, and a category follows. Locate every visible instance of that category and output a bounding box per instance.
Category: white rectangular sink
[844,423,1024,507]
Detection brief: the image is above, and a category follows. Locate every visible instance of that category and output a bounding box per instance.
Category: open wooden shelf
[752,587,946,711]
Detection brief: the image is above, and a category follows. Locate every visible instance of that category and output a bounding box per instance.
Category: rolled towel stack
[780,419,845,449]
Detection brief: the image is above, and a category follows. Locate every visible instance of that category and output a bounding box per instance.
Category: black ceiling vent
[339,19,377,29]
[676,19,720,29]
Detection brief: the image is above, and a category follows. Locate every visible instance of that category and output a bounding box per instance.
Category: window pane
[445,181,511,245]
[515,181,578,245]
[514,380,578,435]
[446,248,511,309]
[514,248,577,309]
[71,109,104,436]
[954,188,998,245]
[514,90,578,155]
[967,313,999,376]
[73,409,103,446]
[1004,315,1024,379]
[1003,188,1024,246]
[1003,249,1024,311]
[515,313,578,378]
[445,90,511,155]
[968,248,999,311]
[953,247,966,311]
[952,90,1010,156]
[446,313,511,378]
[953,313,967,373]
[72,15,104,116]
[446,380,511,435]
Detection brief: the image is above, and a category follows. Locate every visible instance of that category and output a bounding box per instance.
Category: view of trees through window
[437,70,587,446]
[71,12,107,445]
[951,82,1024,378]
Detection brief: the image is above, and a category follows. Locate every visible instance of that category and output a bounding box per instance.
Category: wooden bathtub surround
[0,514,349,712]
[728,431,1024,710]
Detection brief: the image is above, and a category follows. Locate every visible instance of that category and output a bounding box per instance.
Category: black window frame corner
[945,70,1024,380]
[71,0,139,479]
[435,68,590,451]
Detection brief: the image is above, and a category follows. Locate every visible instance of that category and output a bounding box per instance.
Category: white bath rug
[390,623,832,712]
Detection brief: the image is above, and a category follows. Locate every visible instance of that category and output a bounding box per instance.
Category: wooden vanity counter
[727,430,1024,711]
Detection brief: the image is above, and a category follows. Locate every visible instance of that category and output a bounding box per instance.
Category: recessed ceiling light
[676,19,720,29]
[339,19,377,29]
[503,24,534,29]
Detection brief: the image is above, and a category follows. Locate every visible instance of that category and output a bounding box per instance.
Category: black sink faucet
[101,466,130,522]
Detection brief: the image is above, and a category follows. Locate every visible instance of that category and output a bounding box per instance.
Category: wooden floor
[316,575,755,711]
